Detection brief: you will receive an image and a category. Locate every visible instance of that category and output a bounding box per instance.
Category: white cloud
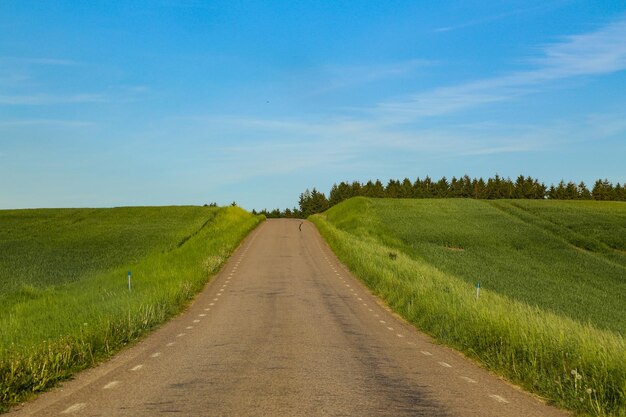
[0,93,108,105]
[0,119,94,128]
[176,18,626,168]
[434,8,529,33]
[312,59,434,94]
[376,17,626,121]
[535,18,626,77]
[0,57,80,66]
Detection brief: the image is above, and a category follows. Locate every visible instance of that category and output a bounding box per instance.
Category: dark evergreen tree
[401,178,414,198]
[592,179,613,201]
[460,175,473,198]
[578,182,592,200]
[385,179,402,198]
[435,177,450,197]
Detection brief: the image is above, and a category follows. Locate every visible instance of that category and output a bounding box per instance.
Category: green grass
[0,206,263,411]
[0,206,215,307]
[312,197,626,416]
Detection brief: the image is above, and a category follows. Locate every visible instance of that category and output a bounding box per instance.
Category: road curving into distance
[10,219,570,416]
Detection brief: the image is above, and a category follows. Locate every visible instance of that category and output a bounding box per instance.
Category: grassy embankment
[0,206,263,411]
[311,197,626,416]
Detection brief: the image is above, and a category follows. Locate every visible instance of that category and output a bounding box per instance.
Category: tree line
[254,175,625,218]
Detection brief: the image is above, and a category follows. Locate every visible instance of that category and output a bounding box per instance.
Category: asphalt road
[10,219,570,416]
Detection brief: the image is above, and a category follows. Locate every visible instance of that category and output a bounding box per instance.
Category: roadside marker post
[476,282,480,300]
[128,271,132,291]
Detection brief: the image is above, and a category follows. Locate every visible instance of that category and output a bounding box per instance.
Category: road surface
[10,219,569,416]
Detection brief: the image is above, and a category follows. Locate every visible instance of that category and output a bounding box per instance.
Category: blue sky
[1,1,625,210]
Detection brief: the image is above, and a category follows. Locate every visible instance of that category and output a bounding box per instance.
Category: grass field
[0,206,263,411]
[312,197,626,416]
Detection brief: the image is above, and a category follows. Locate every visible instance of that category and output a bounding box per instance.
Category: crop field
[311,197,626,416]
[1,207,215,305]
[0,206,263,410]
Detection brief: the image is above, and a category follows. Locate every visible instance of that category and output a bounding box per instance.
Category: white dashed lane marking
[421,351,433,356]
[151,352,162,358]
[438,362,452,368]
[61,403,87,414]
[199,314,206,317]
[489,394,509,404]
[186,326,193,329]
[193,320,200,323]
[131,364,143,371]
[176,333,185,337]
[460,376,477,383]
[103,381,120,389]
[166,342,175,347]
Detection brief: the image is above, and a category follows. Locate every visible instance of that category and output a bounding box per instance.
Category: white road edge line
[61,403,87,414]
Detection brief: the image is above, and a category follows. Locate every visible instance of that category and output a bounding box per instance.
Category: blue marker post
[476,282,480,300]
[128,271,132,291]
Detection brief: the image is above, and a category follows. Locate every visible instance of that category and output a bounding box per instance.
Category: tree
[592,179,613,201]
[385,179,402,198]
[435,177,450,197]
[401,178,414,198]
[578,182,592,200]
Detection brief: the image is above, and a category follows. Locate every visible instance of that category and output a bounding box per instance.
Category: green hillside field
[0,206,263,411]
[311,197,626,416]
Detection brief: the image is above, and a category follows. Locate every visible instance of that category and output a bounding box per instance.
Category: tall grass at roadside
[312,198,626,416]
[0,206,263,411]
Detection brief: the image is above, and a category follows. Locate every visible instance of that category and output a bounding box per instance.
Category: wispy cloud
[434,2,567,33]
[175,17,626,167]
[0,93,108,105]
[309,59,434,95]
[434,9,528,33]
[0,57,80,66]
[377,17,626,121]
[0,119,94,128]
[532,18,626,77]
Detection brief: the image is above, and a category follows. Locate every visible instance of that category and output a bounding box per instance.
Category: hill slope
[312,197,626,416]
[0,206,263,410]
[323,197,626,334]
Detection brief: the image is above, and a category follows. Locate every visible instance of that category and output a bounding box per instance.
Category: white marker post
[476,282,480,300]
[128,271,132,291]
